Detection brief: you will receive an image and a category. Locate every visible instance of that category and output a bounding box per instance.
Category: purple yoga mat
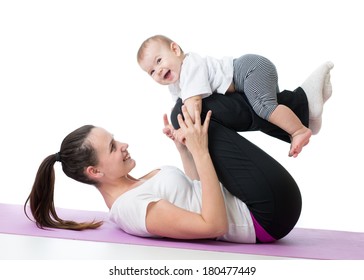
[1,203,363,259]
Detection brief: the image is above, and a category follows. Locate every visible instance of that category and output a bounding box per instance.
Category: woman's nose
[119,142,128,151]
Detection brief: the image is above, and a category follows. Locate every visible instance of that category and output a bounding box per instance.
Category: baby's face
[139,41,184,85]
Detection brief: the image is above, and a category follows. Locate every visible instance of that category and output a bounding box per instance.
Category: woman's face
[139,40,184,85]
[88,127,135,181]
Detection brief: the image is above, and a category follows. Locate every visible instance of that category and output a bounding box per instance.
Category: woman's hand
[163,111,200,180]
[175,104,212,157]
[162,114,187,153]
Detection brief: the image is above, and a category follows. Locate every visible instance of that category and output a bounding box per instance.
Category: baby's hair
[137,34,183,63]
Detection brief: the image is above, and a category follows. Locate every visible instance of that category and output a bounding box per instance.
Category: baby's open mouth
[164,70,171,80]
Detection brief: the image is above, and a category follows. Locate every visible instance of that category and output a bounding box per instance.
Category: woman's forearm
[178,148,199,180]
[192,150,228,235]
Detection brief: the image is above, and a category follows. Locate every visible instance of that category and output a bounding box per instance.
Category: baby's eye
[157,58,161,64]
[150,70,155,76]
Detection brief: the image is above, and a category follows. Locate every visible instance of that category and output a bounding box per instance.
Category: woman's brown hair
[24,125,103,230]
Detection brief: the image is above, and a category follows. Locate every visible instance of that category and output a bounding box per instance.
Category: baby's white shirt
[168,52,234,102]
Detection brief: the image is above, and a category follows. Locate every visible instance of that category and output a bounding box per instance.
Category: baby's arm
[183,95,202,123]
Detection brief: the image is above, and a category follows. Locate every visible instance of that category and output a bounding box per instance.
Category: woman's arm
[148,105,228,239]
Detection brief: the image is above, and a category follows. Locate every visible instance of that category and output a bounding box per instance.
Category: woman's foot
[323,70,333,103]
[301,61,334,134]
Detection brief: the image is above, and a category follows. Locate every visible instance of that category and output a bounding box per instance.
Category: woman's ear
[170,42,182,56]
[86,166,104,178]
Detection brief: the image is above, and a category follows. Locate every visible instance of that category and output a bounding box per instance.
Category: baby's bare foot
[289,128,312,158]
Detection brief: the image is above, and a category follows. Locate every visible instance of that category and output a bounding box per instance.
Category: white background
[1,0,363,233]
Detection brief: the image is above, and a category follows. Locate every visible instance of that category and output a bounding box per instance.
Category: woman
[24,64,332,242]
[25,102,302,243]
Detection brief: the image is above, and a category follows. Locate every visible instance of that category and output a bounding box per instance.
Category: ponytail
[24,125,103,231]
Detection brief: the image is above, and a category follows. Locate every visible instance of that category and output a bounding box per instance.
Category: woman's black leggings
[170,88,307,241]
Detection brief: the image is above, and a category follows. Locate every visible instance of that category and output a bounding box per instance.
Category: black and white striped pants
[233,54,279,120]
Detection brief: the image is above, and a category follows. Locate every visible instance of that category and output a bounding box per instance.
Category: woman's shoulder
[113,166,181,201]
[136,165,178,180]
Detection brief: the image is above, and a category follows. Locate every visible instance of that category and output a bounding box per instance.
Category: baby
[137,34,333,157]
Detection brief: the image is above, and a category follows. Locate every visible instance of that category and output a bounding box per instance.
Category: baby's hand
[183,96,202,124]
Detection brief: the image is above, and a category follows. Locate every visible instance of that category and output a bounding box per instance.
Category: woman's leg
[207,120,302,241]
[171,98,304,240]
[170,86,309,143]
[171,92,255,131]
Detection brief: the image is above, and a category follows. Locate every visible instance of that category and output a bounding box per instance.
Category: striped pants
[233,54,279,120]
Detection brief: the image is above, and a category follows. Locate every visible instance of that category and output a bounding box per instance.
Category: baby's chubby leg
[269,104,312,157]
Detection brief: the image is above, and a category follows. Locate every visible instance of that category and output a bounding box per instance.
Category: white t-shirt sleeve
[179,53,213,102]
[109,192,161,237]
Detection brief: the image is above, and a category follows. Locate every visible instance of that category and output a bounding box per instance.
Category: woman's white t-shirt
[109,165,256,243]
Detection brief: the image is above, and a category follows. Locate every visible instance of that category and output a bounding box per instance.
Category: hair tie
[55,152,61,162]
